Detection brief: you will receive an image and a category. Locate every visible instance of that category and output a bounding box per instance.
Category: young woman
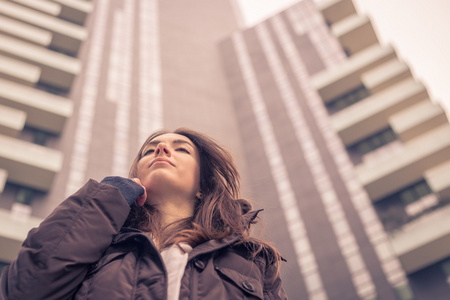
[1,128,287,299]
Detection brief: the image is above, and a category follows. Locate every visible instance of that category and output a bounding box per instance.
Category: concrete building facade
[1,0,449,299]
[220,0,450,299]
[0,0,246,272]
[0,0,91,267]
[316,1,450,299]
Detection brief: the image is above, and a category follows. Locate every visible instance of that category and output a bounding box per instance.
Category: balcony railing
[326,84,370,114]
[389,203,450,273]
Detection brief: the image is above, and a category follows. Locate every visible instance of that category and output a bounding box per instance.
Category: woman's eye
[176,147,190,154]
[143,149,155,156]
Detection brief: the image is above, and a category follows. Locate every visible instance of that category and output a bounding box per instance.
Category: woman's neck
[151,195,195,228]
[160,203,193,228]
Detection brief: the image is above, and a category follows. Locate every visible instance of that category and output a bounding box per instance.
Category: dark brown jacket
[0,180,287,299]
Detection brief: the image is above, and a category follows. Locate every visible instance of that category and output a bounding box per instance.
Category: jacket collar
[243,209,263,228]
[188,234,240,261]
[188,209,263,260]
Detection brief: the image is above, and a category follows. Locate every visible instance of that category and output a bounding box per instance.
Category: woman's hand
[132,178,147,207]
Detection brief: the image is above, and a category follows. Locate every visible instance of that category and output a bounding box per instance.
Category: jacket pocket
[75,250,130,299]
[214,265,264,299]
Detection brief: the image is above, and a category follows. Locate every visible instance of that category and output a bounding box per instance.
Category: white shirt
[159,243,193,300]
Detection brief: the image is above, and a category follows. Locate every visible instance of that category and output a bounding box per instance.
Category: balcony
[0,15,52,48]
[325,85,370,114]
[362,59,412,94]
[332,14,378,55]
[0,1,88,55]
[0,34,81,91]
[332,78,427,146]
[425,160,450,200]
[0,168,7,193]
[318,0,356,25]
[356,124,450,200]
[312,44,396,103]
[0,78,73,134]
[389,204,450,274]
[0,134,63,191]
[53,0,94,25]
[12,0,93,25]
[0,207,43,262]
[0,104,26,137]
[390,100,448,143]
[0,54,41,86]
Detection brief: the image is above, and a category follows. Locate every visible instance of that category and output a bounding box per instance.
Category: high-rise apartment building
[1,0,449,299]
[0,0,246,271]
[0,0,92,267]
[220,0,450,299]
[315,1,450,299]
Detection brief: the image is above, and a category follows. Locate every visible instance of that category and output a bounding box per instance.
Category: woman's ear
[196,191,203,200]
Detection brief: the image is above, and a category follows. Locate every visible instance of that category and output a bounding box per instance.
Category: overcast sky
[236,0,450,114]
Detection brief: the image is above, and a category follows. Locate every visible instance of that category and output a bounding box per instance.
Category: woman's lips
[149,158,174,168]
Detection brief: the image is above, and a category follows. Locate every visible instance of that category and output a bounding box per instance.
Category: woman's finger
[132,178,147,206]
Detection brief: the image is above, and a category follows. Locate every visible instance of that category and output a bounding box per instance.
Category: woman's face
[136,133,201,204]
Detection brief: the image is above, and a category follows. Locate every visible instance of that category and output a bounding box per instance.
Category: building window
[326,85,370,114]
[11,187,35,219]
[394,283,415,300]
[15,187,34,205]
[49,45,75,57]
[33,130,48,146]
[343,47,352,58]
[349,127,397,156]
[375,180,440,232]
[397,180,432,206]
[36,82,66,96]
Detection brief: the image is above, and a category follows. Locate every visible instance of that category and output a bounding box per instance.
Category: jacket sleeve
[0,179,131,300]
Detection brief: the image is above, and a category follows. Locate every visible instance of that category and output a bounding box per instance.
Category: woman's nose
[155,142,171,156]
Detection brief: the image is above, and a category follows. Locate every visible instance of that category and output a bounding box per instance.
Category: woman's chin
[140,172,171,189]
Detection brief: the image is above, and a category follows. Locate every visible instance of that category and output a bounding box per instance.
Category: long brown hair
[125,128,281,269]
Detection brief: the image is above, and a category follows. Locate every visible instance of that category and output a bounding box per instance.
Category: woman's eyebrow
[146,139,194,148]
[172,139,194,147]
[147,140,161,147]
